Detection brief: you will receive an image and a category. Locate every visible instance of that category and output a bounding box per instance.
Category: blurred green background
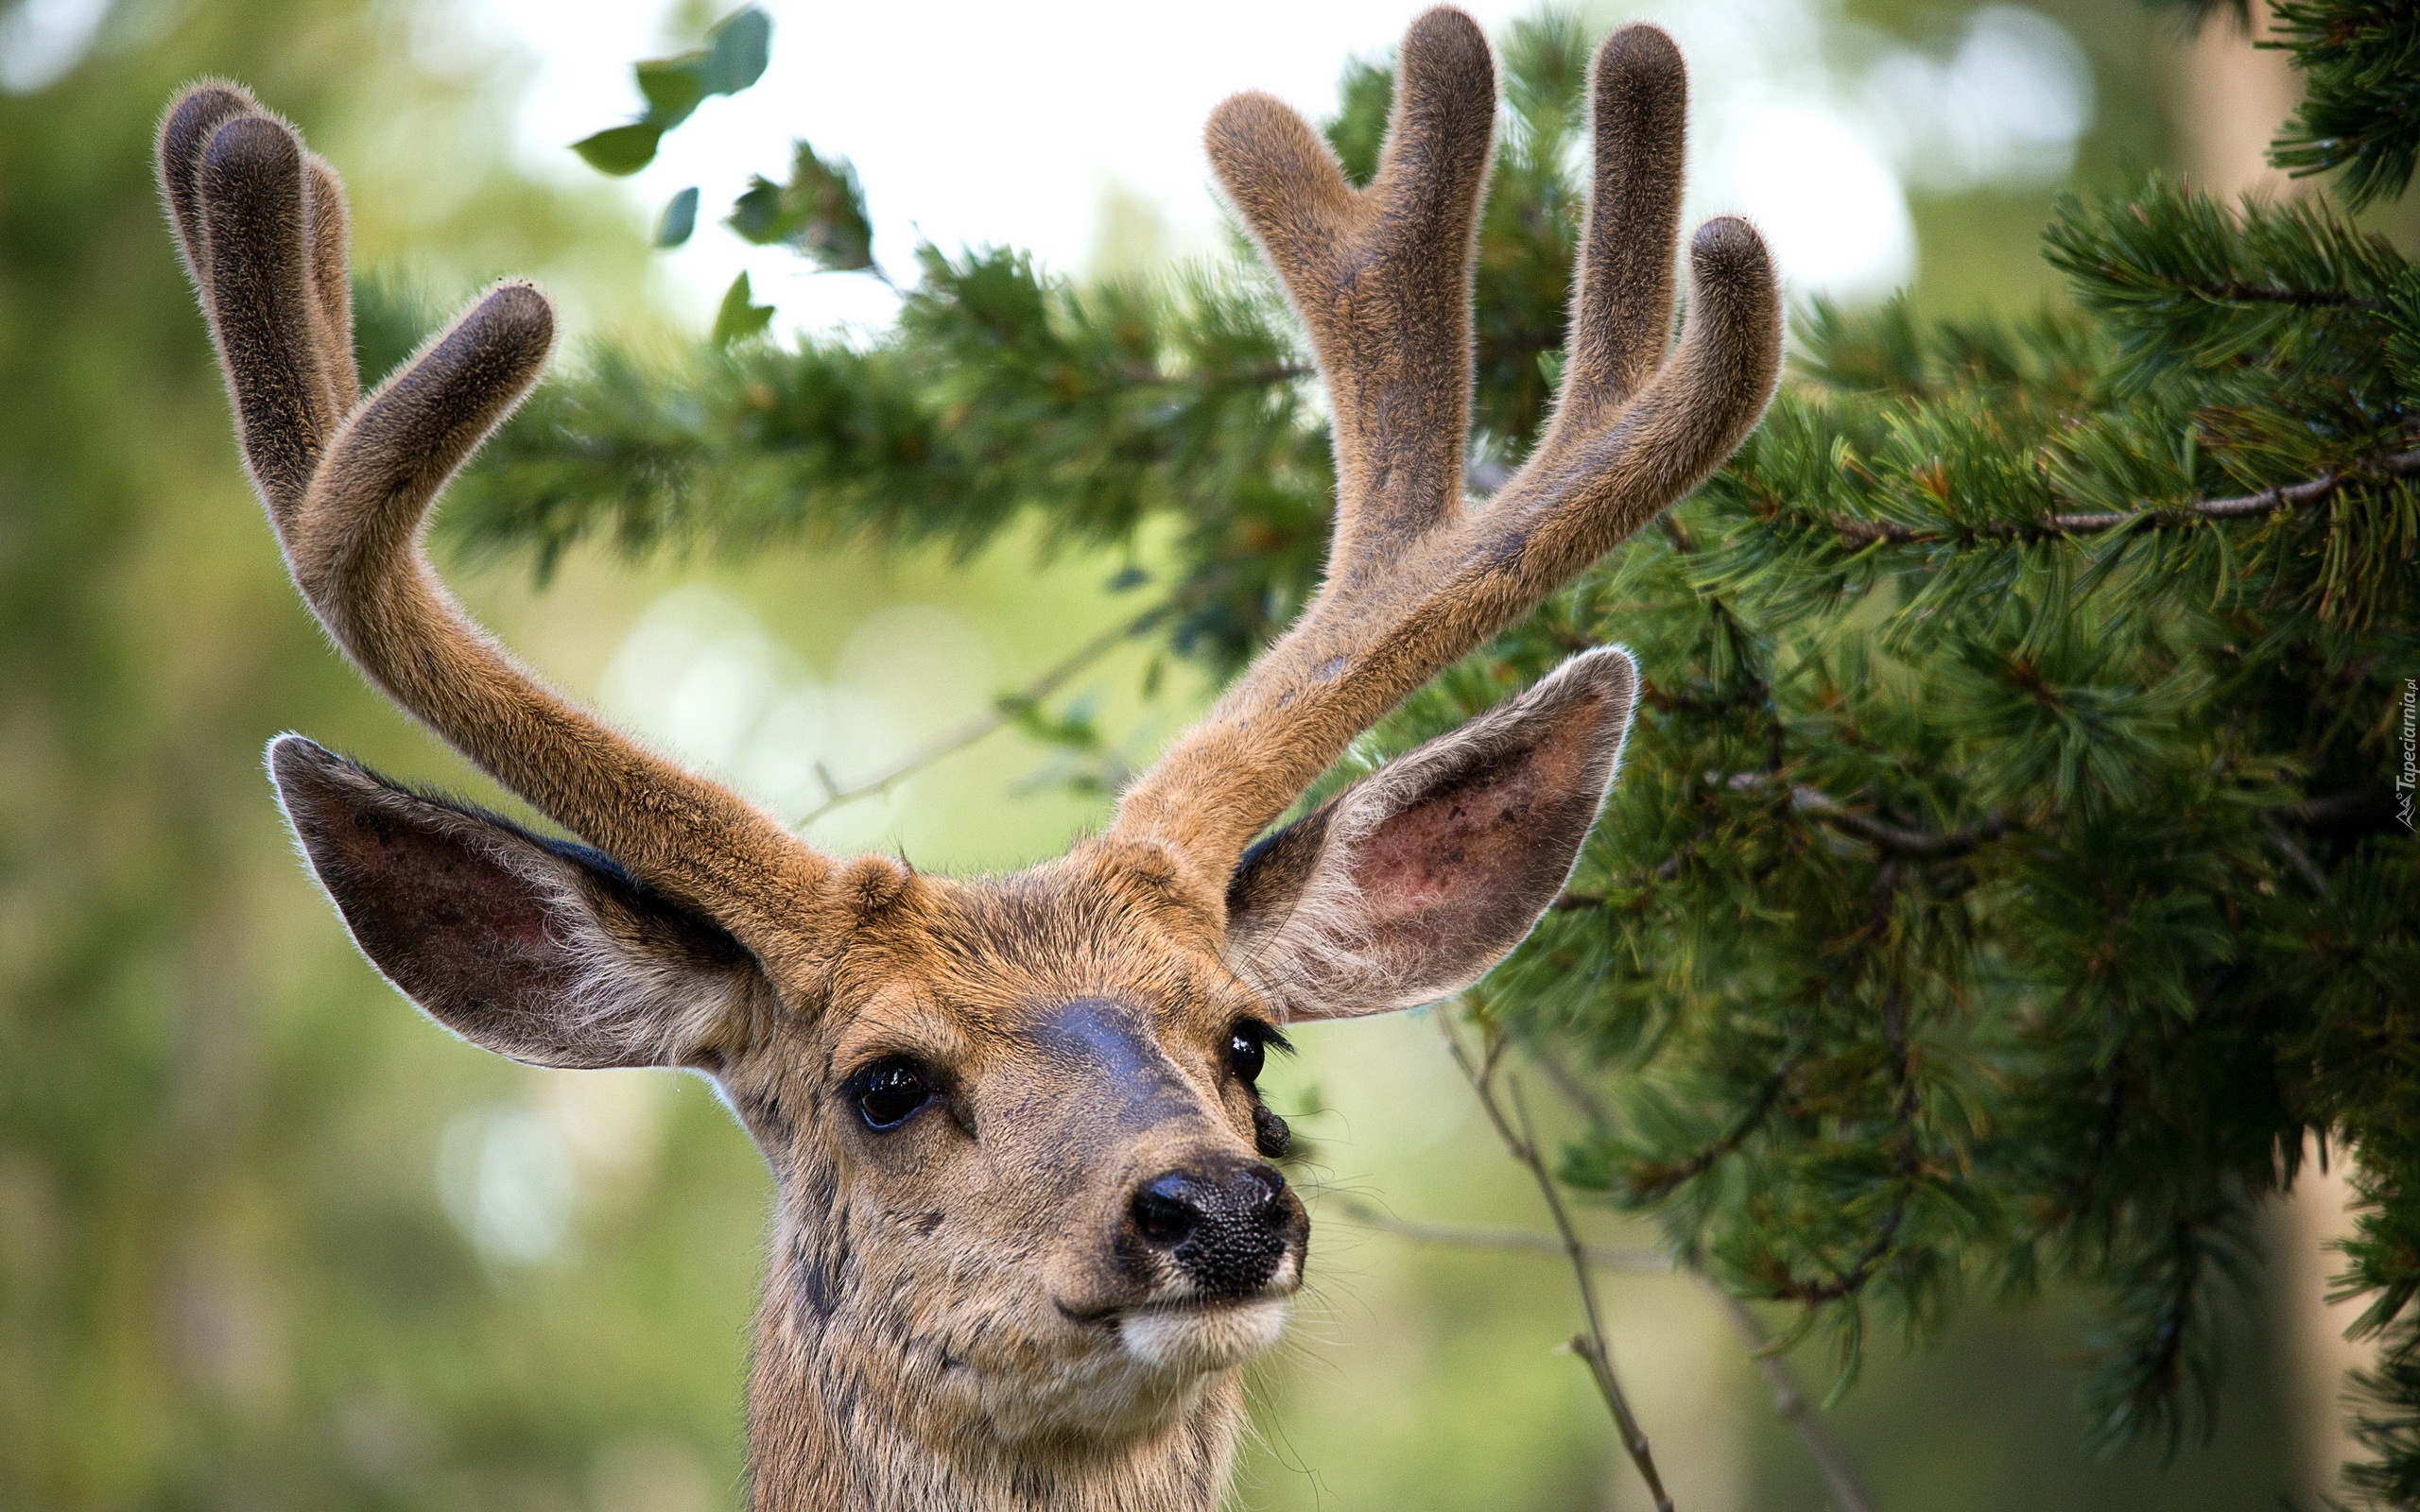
[2,0,2404,1508]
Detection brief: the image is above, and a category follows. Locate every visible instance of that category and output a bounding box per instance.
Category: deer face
[724,865,1310,1438]
[164,4,1778,1494]
[266,632,1639,1440]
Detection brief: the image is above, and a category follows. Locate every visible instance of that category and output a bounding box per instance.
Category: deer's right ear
[1220,648,1636,1022]
[268,735,769,1071]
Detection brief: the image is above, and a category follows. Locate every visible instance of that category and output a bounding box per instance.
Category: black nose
[1129,1160,1299,1297]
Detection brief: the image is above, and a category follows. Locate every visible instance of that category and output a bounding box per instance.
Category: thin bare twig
[1442,1015,1675,1512]
[1329,1201,1879,1512]
[1331,1197,1671,1273]
[1518,1043,1880,1512]
[1703,1286,1880,1512]
[1559,764,2386,901]
[793,600,1166,829]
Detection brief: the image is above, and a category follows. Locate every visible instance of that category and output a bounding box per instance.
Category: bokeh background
[4,0,2411,1508]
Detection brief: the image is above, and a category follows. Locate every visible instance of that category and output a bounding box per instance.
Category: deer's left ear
[269,735,771,1071]
[1222,647,1636,1021]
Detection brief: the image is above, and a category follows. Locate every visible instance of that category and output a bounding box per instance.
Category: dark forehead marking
[1029,997,1200,1133]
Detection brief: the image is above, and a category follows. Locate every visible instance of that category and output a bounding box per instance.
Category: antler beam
[1107,13,1782,904]
[158,86,832,965]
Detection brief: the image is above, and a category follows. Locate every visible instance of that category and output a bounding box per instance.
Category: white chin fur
[1116,1297,1291,1372]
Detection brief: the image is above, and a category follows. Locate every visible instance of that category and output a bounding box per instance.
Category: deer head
[159,11,1777,1509]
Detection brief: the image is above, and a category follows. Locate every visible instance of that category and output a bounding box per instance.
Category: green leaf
[726,142,875,273]
[635,57,710,130]
[570,122,663,176]
[701,6,772,95]
[726,177,786,244]
[574,8,772,180]
[710,271,774,346]
[653,186,700,249]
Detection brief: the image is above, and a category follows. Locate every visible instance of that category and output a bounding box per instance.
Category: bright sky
[408,0,2095,335]
[0,0,2097,321]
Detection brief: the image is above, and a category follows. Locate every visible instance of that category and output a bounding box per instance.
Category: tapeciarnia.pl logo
[2399,678,2416,832]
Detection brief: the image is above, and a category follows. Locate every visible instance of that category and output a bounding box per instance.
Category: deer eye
[1228,1022,1288,1086]
[847,1057,936,1131]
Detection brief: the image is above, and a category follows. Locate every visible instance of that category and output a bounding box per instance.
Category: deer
[157,9,1776,1508]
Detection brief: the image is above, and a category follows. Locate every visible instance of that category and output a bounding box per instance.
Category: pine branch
[450,251,1334,670]
[1622,1059,1798,1203]
[1769,781,2015,860]
[2266,0,2420,209]
[2183,281,2384,310]
[1549,845,1693,911]
[1549,772,2009,915]
[1763,1202,1912,1306]
[2283,782,2402,835]
[2079,1208,2247,1456]
[1760,987,1925,1308]
[1826,448,2420,547]
[2044,178,2409,390]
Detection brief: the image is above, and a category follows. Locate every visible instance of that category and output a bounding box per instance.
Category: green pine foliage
[2269,0,2420,210]
[455,8,2420,1495]
[448,248,1333,668]
[2156,0,2420,208]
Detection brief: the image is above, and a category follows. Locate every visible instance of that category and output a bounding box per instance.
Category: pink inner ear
[1349,752,1555,934]
[316,800,579,1005]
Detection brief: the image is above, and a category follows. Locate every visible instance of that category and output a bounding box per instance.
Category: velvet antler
[1107,12,1782,908]
[157,85,832,968]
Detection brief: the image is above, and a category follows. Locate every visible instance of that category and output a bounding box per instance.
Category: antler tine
[1203,6,1496,583]
[159,83,251,284]
[161,90,342,524]
[1550,25,1687,435]
[158,90,833,964]
[1490,214,1780,549]
[1500,24,1776,531]
[302,150,360,415]
[1107,16,1780,914]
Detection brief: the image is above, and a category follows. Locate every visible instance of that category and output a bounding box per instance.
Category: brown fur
[159,12,1778,1509]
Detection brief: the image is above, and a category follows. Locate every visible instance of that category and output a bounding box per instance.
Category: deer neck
[743,1217,1245,1512]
